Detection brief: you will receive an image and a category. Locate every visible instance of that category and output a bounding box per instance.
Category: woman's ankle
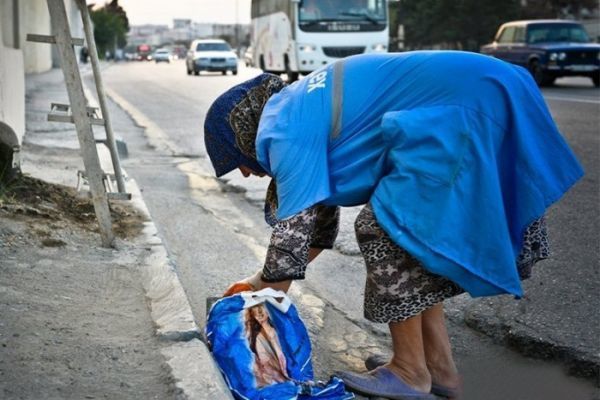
[386,360,432,393]
[426,362,461,388]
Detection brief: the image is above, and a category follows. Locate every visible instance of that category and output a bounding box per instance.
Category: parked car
[186,39,238,76]
[481,20,600,87]
[153,48,173,63]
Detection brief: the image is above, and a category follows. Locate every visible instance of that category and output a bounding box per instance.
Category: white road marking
[544,95,600,105]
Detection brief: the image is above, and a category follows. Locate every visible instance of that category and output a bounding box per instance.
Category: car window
[514,26,526,43]
[196,42,231,51]
[527,24,591,44]
[497,26,516,44]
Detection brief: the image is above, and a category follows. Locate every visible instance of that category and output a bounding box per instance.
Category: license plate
[568,65,597,72]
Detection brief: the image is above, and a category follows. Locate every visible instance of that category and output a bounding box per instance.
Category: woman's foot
[336,366,436,400]
[365,354,462,398]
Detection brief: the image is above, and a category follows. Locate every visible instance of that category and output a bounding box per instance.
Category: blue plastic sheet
[206,288,354,400]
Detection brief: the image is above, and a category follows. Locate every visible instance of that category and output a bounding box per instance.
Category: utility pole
[235,0,240,55]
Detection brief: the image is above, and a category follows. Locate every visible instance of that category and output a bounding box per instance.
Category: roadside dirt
[0,174,180,399]
[0,173,145,240]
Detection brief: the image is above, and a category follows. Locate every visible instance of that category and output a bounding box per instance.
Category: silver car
[153,48,172,63]
[186,39,238,76]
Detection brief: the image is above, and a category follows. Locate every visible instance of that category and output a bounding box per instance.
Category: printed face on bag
[251,304,268,323]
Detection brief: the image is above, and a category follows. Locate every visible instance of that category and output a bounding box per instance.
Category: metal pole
[77,0,126,194]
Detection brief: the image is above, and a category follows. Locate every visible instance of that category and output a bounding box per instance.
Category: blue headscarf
[204,73,286,177]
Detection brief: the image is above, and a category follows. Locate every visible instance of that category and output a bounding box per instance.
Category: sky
[89,0,252,26]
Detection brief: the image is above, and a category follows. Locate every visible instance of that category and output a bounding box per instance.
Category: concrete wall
[20,0,53,73]
[10,0,85,73]
[1,0,17,48]
[0,11,25,173]
[0,0,85,174]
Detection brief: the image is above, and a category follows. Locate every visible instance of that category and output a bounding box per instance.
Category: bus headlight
[549,52,558,61]
[558,52,567,61]
[298,44,317,52]
[372,43,387,52]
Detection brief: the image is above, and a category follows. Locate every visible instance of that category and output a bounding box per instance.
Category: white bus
[250,0,389,81]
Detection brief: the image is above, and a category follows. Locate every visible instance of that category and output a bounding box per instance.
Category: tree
[520,0,598,19]
[395,0,599,51]
[89,0,129,58]
[399,0,521,51]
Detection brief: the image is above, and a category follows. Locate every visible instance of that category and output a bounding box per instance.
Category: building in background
[126,20,250,53]
[0,0,84,177]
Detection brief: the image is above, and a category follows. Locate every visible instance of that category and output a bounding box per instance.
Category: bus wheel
[259,55,266,71]
[284,56,299,82]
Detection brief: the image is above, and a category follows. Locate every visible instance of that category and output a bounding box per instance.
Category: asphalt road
[96,59,599,400]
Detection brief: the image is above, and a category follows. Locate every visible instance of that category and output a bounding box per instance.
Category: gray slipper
[336,367,436,400]
[365,354,461,399]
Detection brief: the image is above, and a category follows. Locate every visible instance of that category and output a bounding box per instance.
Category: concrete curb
[84,76,201,341]
[82,73,233,399]
[162,339,235,400]
[129,181,201,342]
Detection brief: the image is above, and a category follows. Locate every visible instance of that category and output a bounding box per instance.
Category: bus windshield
[299,0,387,24]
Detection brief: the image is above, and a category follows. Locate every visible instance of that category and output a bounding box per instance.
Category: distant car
[481,20,600,87]
[153,49,173,63]
[136,44,152,61]
[244,46,254,67]
[186,39,238,76]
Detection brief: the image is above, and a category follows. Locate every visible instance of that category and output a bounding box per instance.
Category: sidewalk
[0,68,232,399]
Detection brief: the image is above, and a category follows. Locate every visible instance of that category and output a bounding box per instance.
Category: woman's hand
[223,268,264,296]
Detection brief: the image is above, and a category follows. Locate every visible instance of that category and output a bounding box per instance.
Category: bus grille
[323,46,365,58]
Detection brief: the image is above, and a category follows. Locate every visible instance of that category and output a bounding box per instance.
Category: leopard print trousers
[355,203,549,323]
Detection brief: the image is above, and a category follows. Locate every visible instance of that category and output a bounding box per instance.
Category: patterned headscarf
[204,73,286,177]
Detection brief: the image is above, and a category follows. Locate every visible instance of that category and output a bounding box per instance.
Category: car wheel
[529,60,554,87]
[194,70,199,76]
[222,71,227,75]
[529,60,543,85]
[187,67,191,75]
[593,74,600,87]
[233,69,238,75]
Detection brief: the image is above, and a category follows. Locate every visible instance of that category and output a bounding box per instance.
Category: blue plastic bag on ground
[206,288,354,400]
